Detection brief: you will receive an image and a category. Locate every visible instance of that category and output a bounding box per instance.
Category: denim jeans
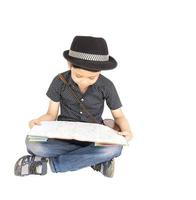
[25,136,123,173]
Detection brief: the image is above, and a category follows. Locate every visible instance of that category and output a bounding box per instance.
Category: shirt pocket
[85,93,104,110]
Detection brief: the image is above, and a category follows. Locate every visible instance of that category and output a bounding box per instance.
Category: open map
[27,121,128,146]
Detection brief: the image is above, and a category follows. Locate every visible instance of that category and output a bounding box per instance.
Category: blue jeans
[25,136,123,173]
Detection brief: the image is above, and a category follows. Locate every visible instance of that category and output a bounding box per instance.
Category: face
[68,62,101,89]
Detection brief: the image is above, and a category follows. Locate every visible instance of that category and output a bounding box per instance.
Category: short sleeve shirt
[46,70,122,123]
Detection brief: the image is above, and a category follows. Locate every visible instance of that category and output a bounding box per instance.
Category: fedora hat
[63,36,117,71]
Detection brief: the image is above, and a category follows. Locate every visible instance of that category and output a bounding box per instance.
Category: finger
[32,121,40,126]
[126,135,132,141]
[35,120,42,124]
[119,132,127,136]
[29,124,34,129]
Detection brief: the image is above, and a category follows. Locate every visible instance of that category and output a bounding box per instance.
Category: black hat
[63,36,117,71]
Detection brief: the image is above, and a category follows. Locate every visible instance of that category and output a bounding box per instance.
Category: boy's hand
[118,131,133,142]
[29,119,42,129]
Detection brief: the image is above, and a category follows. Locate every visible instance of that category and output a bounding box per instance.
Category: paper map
[27,121,128,145]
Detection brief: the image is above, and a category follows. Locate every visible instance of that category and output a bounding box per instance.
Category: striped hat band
[68,50,109,62]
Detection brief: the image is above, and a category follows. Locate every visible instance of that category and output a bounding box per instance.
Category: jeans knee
[25,137,48,157]
[114,145,123,157]
[99,145,123,158]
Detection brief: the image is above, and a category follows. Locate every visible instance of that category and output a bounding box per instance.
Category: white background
[0,0,195,199]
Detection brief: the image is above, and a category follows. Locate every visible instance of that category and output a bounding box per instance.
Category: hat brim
[63,50,117,71]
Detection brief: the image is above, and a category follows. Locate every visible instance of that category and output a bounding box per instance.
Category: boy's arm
[111,108,133,141]
[29,100,60,128]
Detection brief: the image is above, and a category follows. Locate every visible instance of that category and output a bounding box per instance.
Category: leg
[25,136,92,172]
[51,143,123,173]
[25,136,123,173]
[25,136,90,157]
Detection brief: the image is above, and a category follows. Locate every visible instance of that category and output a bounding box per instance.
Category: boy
[14,36,133,178]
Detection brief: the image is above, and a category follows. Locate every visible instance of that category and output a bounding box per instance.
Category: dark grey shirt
[46,70,122,124]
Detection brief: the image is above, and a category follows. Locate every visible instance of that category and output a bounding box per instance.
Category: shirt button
[81,98,84,102]
[80,111,83,114]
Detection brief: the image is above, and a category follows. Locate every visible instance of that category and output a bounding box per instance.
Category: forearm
[114,116,133,134]
[37,113,57,121]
